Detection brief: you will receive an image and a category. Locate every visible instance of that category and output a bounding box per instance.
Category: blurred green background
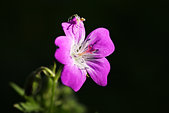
[1,0,169,113]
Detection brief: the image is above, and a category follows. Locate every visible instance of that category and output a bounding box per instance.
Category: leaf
[21,102,41,112]
[14,98,42,113]
[14,103,25,112]
[10,82,24,96]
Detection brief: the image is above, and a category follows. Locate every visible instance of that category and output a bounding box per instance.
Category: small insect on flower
[68,14,85,23]
[54,14,115,92]
[67,14,85,35]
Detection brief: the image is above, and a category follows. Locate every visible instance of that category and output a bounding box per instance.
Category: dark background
[1,0,169,113]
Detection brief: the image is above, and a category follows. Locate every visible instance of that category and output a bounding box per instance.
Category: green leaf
[14,98,42,113]
[10,82,24,96]
[14,103,25,112]
[21,102,41,112]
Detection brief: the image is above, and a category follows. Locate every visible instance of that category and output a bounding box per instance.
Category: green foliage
[10,64,86,113]
[14,99,42,113]
[10,82,24,96]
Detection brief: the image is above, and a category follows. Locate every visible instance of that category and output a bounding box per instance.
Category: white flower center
[70,40,96,70]
[70,43,87,69]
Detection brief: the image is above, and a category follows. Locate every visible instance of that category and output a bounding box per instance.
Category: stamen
[78,45,95,56]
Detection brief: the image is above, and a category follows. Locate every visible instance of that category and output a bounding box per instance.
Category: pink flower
[55,15,115,92]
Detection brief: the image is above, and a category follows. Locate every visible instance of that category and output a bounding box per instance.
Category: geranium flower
[55,15,115,92]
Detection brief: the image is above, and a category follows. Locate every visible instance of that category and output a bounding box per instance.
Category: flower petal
[85,28,115,57]
[54,36,73,64]
[62,21,85,45]
[61,64,87,92]
[86,57,110,86]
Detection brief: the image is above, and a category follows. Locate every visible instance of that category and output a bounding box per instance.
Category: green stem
[49,65,62,113]
[33,66,55,78]
[49,78,56,113]
[40,66,55,77]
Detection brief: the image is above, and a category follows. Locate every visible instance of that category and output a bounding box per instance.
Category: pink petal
[86,28,115,57]
[62,22,85,45]
[87,58,110,86]
[54,36,73,64]
[61,64,87,92]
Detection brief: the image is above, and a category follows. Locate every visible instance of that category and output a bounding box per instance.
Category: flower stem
[49,65,62,113]
[49,78,56,113]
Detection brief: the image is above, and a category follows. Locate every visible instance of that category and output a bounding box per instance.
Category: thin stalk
[49,65,62,113]
[49,78,56,113]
